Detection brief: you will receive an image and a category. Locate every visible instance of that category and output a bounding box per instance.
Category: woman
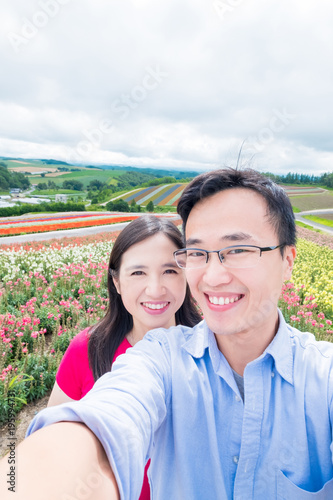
[47,214,201,500]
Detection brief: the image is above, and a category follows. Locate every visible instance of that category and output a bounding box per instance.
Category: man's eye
[188,251,205,258]
[227,247,255,256]
[228,248,245,254]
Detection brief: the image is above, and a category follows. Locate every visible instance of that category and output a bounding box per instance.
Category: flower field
[0,213,140,237]
[0,227,332,423]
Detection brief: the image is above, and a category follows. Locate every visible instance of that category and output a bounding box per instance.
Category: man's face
[184,188,296,342]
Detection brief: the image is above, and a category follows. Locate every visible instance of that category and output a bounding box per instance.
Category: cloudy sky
[1,0,333,175]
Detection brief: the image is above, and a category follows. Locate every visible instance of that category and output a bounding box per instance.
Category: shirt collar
[181,320,210,358]
[182,310,294,385]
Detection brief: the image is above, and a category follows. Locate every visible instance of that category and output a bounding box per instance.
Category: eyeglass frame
[173,243,286,269]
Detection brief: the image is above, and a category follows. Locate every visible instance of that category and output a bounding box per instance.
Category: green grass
[292,206,301,213]
[31,189,85,196]
[295,221,322,232]
[152,205,178,213]
[303,215,333,228]
[29,170,123,188]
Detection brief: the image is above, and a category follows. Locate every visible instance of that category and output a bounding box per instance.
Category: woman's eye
[164,269,178,274]
[131,271,145,276]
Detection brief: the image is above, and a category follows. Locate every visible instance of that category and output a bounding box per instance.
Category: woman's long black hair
[88,215,201,381]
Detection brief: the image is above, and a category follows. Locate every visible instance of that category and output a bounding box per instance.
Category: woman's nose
[146,277,166,296]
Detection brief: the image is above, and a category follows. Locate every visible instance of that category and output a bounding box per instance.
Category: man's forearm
[0,422,120,500]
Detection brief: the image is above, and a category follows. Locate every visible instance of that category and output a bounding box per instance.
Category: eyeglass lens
[176,246,262,269]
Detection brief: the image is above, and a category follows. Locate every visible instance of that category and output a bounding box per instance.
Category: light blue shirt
[27,312,333,499]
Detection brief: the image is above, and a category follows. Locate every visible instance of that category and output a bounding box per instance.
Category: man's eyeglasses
[173,244,286,270]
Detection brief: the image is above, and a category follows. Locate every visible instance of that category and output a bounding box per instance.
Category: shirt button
[271,372,275,378]
[233,455,239,464]
[235,395,241,402]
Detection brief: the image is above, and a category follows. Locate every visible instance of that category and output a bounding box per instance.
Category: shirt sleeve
[27,330,171,500]
[56,329,93,400]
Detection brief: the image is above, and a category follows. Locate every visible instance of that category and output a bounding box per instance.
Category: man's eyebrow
[186,233,254,246]
[222,232,254,242]
[185,238,202,246]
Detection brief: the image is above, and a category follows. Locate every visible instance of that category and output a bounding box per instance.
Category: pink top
[56,329,150,500]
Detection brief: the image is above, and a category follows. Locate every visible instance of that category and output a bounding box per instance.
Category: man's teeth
[142,302,168,310]
[208,296,240,305]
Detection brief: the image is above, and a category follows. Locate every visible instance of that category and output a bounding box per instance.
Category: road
[0,213,181,245]
[294,209,333,235]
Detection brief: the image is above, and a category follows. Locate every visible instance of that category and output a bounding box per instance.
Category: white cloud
[0,0,332,174]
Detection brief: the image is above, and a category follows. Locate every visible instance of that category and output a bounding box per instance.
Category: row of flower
[0,214,139,236]
[0,227,332,423]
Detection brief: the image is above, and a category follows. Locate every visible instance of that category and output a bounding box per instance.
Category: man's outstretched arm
[0,422,120,500]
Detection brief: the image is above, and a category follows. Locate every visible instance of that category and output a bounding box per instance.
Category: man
[1,168,333,499]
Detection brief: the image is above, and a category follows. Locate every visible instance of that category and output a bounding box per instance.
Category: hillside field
[289,192,333,211]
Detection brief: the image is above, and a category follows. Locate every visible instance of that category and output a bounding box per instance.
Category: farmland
[123,183,186,206]
[0,213,141,237]
[3,157,333,216]
[289,192,333,211]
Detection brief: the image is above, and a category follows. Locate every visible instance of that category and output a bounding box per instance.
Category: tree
[62,180,84,191]
[146,201,154,212]
[106,199,129,212]
[0,163,30,190]
[47,180,57,190]
[130,199,139,212]
[88,180,106,191]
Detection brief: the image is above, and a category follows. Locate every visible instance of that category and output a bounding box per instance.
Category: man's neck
[214,315,280,376]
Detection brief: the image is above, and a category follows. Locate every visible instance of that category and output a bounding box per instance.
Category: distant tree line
[0,163,30,190]
[115,172,158,190]
[56,167,80,172]
[264,171,333,187]
[106,199,142,212]
[105,198,156,213]
[0,201,85,218]
[36,180,84,191]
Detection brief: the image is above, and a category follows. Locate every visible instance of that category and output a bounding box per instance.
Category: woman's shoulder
[67,328,90,354]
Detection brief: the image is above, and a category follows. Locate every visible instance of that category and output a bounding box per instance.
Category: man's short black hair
[177,168,296,249]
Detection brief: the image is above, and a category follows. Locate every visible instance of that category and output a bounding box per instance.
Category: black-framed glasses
[173,244,286,270]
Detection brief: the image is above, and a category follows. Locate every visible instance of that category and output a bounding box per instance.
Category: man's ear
[283,245,297,282]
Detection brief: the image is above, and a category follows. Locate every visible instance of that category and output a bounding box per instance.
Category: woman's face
[113,233,187,338]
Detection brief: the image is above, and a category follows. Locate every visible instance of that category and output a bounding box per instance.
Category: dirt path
[0,392,50,458]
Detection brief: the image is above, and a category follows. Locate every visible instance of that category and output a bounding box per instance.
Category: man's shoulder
[287,323,333,360]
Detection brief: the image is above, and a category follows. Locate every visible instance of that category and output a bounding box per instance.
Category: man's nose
[202,253,232,286]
